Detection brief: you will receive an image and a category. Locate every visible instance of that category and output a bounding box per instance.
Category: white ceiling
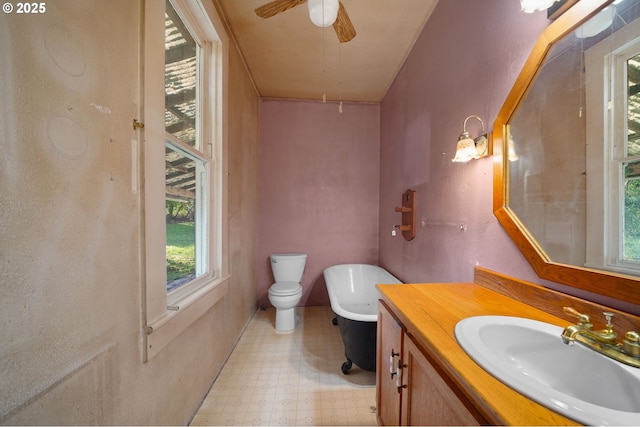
[214,0,438,102]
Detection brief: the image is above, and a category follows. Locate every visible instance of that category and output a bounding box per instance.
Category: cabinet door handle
[396,362,407,392]
[390,349,400,379]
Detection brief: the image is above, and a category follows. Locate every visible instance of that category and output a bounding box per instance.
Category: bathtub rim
[323,263,402,322]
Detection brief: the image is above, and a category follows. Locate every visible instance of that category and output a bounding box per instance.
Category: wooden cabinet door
[376,300,404,426]
[400,335,481,426]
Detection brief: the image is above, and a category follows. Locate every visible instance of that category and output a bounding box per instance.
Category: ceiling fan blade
[333,1,356,43]
[255,0,307,19]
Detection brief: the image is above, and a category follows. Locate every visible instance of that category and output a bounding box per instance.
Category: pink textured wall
[257,99,380,307]
[379,1,590,295]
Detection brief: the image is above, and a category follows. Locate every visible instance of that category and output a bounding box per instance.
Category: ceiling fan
[255,0,356,43]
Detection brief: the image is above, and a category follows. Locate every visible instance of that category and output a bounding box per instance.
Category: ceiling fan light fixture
[308,0,339,27]
[520,0,558,13]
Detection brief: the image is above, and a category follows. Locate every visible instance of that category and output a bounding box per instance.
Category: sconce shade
[508,136,519,162]
[452,115,489,163]
[308,0,339,27]
[452,134,479,163]
[520,0,558,13]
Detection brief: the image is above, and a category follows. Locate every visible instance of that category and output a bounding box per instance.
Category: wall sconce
[520,0,559,13]
[451,115,489,163]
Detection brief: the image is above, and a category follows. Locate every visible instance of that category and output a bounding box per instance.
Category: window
[585,12,640,274]
[142,0,228,361]
[164,0,208,294]
[613,47,640,266]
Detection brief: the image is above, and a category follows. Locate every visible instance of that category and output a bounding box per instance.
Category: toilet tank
[271,253,307,282]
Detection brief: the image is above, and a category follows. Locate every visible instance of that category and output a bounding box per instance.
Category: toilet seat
[269,281,302,296]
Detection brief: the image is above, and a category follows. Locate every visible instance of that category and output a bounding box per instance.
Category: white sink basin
[455,316,640,425]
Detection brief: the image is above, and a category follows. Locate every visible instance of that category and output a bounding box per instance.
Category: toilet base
[275,307,298,332]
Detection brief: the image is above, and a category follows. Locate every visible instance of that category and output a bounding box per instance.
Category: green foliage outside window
[624,177,640,262]
[166,200,195,288]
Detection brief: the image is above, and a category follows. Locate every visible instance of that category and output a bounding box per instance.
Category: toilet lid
[270,281,302,296]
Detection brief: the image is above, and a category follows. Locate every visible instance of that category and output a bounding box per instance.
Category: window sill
[144,275,229,361]
[584,262,640,277]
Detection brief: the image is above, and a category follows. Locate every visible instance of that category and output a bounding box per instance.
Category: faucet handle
[623,331,640,358]
[603,312,614,330]
[563,307,592,328]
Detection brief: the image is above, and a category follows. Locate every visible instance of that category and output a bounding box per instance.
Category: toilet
[268,253,307,332]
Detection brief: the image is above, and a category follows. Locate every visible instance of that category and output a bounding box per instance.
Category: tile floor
[190,306,378,426]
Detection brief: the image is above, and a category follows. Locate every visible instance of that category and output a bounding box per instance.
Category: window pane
[627,53,640,156]
[623,160,640,263]
[166,145,198,290]
[165,0,198,147]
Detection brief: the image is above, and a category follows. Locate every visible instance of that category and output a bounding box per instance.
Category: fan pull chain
[579,36,584,118]
[322,0,327,103]
[338,40,343,114]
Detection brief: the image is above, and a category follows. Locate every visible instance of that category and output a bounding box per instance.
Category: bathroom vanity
[377,299,489,425]
[375,267,640,426]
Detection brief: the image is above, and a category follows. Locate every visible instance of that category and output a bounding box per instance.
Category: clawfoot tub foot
[341,359,353,374]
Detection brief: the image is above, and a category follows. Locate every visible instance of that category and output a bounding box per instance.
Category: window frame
[142,0,229,361]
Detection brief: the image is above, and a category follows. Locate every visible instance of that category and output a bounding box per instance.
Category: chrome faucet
[561,307,640,368]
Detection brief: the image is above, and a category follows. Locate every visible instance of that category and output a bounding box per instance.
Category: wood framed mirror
[493,0,640,306]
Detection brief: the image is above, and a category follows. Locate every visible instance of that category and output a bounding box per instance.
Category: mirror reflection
[508,0,640,276]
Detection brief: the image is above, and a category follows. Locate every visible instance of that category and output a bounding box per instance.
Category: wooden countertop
[377,282,581,426]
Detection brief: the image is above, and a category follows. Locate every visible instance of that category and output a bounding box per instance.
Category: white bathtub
[323,264,402,373]
[323,264,402,322]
